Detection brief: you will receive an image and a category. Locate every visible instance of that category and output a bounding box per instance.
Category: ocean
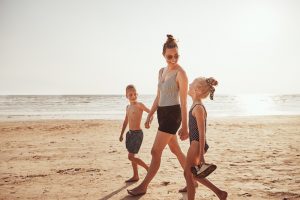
[0,94,299,120]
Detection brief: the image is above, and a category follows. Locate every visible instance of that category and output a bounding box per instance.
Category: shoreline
[1,114,300,122]
[0,116,299,199]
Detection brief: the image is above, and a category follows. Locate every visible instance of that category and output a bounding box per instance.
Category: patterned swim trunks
[125,130,143,154]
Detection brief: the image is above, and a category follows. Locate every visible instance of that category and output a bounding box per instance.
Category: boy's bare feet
[217,190,228,200]
[125,177,139,183]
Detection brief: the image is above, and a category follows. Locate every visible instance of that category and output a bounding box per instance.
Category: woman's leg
[127,131,173,195]
[168,135,186,169]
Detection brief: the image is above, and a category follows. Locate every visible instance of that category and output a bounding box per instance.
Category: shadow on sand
[98,182,143,200]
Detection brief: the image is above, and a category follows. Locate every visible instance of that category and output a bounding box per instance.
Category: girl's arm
[119,108,128,142]
[193,105,206,164]
[177,68,189,140]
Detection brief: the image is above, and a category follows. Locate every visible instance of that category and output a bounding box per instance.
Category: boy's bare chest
[127,105,142,116]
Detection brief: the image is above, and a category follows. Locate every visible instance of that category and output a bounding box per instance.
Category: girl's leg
[195,177,228,200]
[184,142,200,200]
[128,153,149,171]
[127,131,173,195]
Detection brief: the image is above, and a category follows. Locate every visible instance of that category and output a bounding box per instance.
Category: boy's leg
[128,153,149,171]
[126,153,139,182]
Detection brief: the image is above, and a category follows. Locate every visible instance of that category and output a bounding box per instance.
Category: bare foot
[217,190,228,200]
[178,181,198,193]
[125,177,139,183]
[127,185,147,196]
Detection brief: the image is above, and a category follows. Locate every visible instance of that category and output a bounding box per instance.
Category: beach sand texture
[0,116,300,200]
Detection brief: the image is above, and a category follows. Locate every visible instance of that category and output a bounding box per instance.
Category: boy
[119,84,151,182]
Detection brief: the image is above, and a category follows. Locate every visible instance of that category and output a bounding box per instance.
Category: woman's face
[164,48,179,66]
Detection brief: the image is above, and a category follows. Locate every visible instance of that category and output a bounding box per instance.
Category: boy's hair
[126,84,136,94]
[194,77,218,100]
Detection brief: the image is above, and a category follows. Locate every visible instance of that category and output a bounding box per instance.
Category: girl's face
[164,48,179,66]
[188,80,197,97]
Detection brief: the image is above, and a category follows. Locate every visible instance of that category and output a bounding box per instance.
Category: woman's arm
[144,69,162,129]
[193,105,206,163]
[177,68,189,140]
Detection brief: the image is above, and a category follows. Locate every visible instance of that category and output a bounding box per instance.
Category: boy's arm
[193,105,206,164]
[144,88,159,128]
[119,109,129,142]
[139,102,151,113]
[145,69,162,128]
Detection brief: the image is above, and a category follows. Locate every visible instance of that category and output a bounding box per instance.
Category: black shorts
[126,130,143,154]
[157,104,181,135]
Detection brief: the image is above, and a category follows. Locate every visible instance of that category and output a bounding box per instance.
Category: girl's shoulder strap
[191,104,207,117]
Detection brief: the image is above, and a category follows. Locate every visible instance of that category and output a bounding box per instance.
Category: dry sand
[0,116,299,200]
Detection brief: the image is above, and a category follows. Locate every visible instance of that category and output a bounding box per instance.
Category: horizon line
[0,93,299,96]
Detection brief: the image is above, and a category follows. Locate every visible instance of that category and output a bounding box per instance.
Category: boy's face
[126,89,138,102]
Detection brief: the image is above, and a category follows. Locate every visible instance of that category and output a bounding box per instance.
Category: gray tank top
[158,67,180,106]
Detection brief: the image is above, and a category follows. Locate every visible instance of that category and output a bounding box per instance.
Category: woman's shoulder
[176,66,187,81]
[176,65,186,75]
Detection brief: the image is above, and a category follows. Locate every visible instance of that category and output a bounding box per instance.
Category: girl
[184,77,227,200]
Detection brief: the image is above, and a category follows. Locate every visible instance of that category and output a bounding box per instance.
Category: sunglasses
[165,54,179,60]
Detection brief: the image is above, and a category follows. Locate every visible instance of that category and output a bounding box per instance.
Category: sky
[0,0,299,95]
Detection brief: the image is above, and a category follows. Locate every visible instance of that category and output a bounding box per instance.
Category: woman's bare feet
[127,185,147,196]
[125,176,139,183]
[217,190,228,200]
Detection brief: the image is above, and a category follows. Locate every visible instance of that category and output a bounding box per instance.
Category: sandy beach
[0,116,299,200]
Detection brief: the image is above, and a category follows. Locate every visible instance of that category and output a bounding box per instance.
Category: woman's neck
[167,64,179,70]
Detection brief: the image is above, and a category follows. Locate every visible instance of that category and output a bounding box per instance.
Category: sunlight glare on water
[235,95,276,116]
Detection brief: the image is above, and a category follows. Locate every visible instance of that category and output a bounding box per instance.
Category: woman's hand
[178,128,189,140]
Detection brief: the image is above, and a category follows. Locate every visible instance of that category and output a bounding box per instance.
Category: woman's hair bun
[167,34,174,40]
[162,34,178,55]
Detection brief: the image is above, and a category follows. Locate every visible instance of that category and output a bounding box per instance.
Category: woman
[127,34,189,196]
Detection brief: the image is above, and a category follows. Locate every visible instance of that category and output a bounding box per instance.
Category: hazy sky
[0,0,299,95]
